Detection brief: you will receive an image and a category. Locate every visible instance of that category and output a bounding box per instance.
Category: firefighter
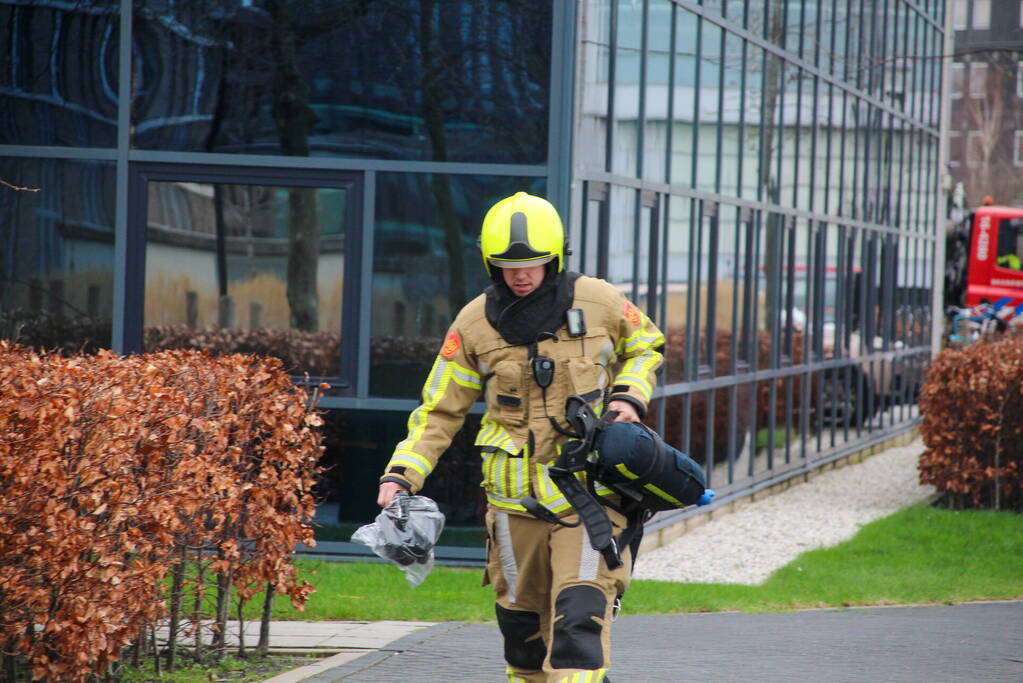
[996,253,1021,270]
[376,192,664,683]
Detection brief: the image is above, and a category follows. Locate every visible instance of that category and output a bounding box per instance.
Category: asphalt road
[308,600,1023,682]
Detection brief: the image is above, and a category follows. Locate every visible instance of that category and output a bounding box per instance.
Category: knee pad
[550,585,607,670]
[495,604,546,671]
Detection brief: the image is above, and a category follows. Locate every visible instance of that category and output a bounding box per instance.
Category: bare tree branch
[1,179,40,192]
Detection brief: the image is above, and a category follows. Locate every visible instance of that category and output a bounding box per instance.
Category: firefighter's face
[501,264,546,297]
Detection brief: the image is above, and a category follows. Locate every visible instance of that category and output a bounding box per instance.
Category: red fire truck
[945,204,1023,308]
[945,204,1023,340]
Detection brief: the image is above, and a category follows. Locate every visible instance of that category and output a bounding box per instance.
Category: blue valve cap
[698,489,715,506]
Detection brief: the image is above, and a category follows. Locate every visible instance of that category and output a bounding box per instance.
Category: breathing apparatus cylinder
[591,421,708,511]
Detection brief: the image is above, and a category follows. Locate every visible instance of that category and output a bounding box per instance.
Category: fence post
[218,295,235,328]
[186,291,199,329]
[250,301,263,330]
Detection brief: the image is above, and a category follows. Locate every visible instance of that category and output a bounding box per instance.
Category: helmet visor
[487,254,555,269]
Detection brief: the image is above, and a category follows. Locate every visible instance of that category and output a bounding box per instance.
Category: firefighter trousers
[484,505,631,683]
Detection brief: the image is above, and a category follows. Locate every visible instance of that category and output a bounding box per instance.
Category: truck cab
[947,205,1023,309]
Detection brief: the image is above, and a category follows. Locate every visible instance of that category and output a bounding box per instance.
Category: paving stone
[314,602,1023,682]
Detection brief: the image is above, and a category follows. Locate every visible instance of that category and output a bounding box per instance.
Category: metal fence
[567,0,944,521]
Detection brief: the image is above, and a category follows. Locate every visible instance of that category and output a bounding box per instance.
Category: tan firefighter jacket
[380,275,665,516]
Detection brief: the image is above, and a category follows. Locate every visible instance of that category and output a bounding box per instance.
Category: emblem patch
[623,301,641,326]
[440,331,461,358]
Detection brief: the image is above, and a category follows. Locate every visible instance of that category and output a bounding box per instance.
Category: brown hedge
[919,333,1023,511]
[144,324,340,377]
[0,343,323,681]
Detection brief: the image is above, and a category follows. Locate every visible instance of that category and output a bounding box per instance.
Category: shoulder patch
[623,301,641,326]
[440,331,462,358]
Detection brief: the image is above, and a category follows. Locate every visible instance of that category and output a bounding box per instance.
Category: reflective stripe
[532,463,572,513]
[482,451,498,495]
[620,330,662,354]
[535,462,554,499]
[391,358,453,466]
[488,492,527,509]
[613,351,660,401]
[477,420,497,445]
[614,462,682,506]
[451,362,482,390]
[578,528,600,582]
[615,316,662,352]
[552,671,607,683]
[494,511,518,604]
[513,452,527,498]
[387,450,433,477]
[502,451,513,498]
[476,415,520,453]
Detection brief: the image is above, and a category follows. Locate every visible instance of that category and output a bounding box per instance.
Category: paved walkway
[262,601,1023,682]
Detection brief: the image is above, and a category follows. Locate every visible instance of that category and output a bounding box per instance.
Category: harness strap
[519,495,581,528]
[517,395,642,571]
[547,465,623,569]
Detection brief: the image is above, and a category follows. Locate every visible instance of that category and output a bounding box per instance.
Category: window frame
[124,162,364,393]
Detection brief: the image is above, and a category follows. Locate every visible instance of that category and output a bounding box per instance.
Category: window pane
[0,2,119,147]
[969,63,987,98]
[1,158,116,351]
[951,63,965,98]
[670,8,698,188]
[131,0,551,164]
[643,1,672,182]
[143,181,352,378]
[966,131,982,168]
[320,408,487,528]
[996,218,1023,267]
[606,184,637,287]
[611,0,643,177]
[953,0,967,30]
[973,0,990,29]
[948,131,962,167]
[579,0,612,171]
[370,173,546,398]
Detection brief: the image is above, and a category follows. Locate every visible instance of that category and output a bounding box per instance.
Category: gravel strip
[632,438,936,585]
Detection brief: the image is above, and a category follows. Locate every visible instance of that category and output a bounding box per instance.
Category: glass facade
[2,0,946,542]
[130,0,551,163]
[0,2,120,147]
[1,157,116,353]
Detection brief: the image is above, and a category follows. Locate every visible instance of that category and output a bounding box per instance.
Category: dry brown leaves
[0,343,323,681]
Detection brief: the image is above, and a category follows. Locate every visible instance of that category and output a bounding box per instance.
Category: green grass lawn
[261,504,1023,622]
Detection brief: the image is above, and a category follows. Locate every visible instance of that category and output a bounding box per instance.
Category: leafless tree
[957,51,1023,207]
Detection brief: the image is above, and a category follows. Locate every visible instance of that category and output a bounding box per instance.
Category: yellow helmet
[479,192,565,276]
